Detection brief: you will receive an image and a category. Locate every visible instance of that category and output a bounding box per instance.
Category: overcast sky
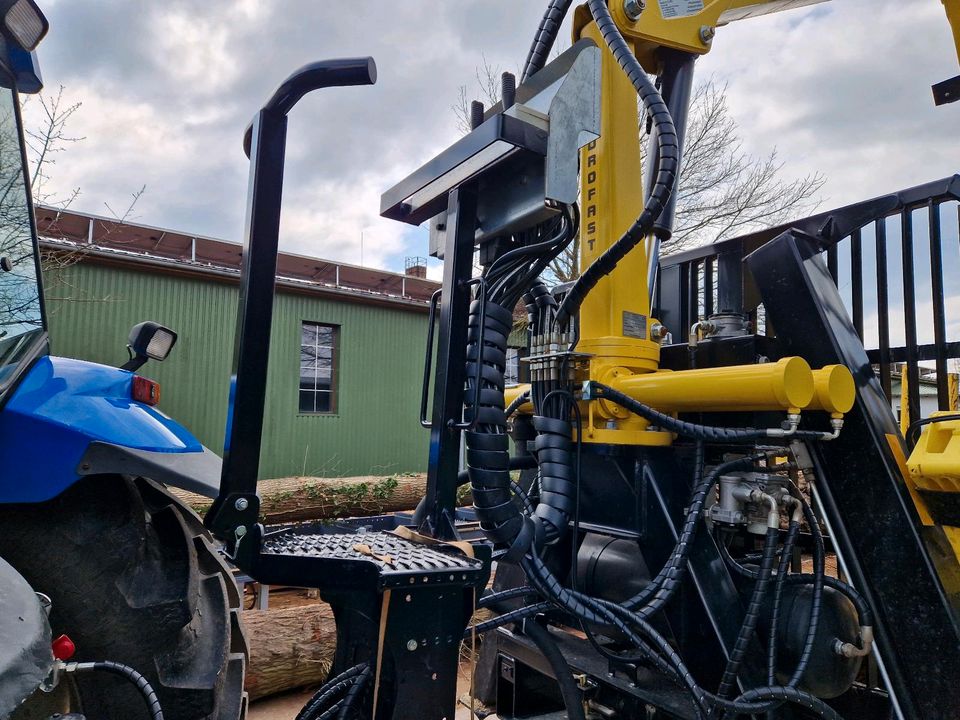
[23,0,960,276]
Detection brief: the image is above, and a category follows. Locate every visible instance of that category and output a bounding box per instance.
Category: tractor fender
[0,555,53,720]
[0,356,222,503]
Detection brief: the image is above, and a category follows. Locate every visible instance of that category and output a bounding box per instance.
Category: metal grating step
[261,528,483,583]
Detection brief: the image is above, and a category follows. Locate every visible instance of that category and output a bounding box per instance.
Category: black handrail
[207,58,377,539]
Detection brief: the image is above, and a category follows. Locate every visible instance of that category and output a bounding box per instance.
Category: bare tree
[23,84,83,209]
[454,59,824,284]
[662,79,823,251]
[452,54,514,134]
[18,85,146,307]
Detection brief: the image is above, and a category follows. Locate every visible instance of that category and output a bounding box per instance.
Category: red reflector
[132,375,161,406]
[52,634,75,660]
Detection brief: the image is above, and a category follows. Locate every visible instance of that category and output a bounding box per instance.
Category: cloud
[699,0,960,207]
[27,1,551,271]
[23,0,960,276]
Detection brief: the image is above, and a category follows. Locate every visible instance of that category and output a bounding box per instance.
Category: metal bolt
[699,25,716,44]
[235,525,247,538]
[623,0,644,20]
[406,639,418,651]
[501,72,516,110]
[234,497,249,511]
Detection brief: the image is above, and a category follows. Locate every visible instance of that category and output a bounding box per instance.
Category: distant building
[889,367,950,424]
[38,205,439,480]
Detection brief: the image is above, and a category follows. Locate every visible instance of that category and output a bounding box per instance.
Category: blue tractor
[0,3,246,719]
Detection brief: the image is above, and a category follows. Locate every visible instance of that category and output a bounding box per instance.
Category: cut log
[241,586,498,700]
[173,473,450,524]
[243,603,336,700]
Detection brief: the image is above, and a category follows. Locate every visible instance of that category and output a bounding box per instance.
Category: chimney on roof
[405,256,427,278]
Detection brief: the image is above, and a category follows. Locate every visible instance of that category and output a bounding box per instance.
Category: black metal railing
[655,175,960,424]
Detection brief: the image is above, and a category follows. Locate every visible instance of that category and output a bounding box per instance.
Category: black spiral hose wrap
[64,661,164,720]
[555,0,679,328]
[297,663,369,720]
[715,527,781,702]
[624,453,764,613]
[522,0,575,81]
[532,414,575,544]
[592,383,771,441]
[767,519,801,708]
[464,298,546,560]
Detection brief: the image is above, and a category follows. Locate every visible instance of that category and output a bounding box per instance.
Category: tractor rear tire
[0,475,247,720]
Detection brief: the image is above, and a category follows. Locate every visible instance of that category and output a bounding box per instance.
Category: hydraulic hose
[718,489,830,695]
[484,595,587,720]
[464,600,553,638]
[336,665,372,720]
[63,661,163,720]
[590,383,772,441]
[297,663,369,720]
[522,618,588,720]
[522,0,575,81]
[727,686,842,720]
[715,527,781,702]
[623,453,765,613]
[767,519,801,718]
[525,549,840,719]
[464,294,578,557]
[532,414,575,544]
[410,455,537,527]
[505,390,531,418]
[479,585,538,607]
[464,298,529,548]
[554,0,679,328]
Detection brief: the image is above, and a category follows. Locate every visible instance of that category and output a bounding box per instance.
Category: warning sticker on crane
[659,0,705,19]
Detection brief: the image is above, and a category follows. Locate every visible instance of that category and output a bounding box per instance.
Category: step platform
[245,523,490,718]
[251,524,488,592]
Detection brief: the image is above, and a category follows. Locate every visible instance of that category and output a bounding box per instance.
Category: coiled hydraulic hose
[63,661,164,720]
[590,383,772,441]
[478,585,538,607]
[296,663,370,720]
[463,600,554,638]
[410,455,537,527]
[465,292,580,557]
[522,0,575,81]
[624,453,766,614]
[767,518,802,712]
[336,665,372,720]
[715,527,781,702]
[524,551,837,719]
[554,0,679,328]
[464,298,542,558]
[532,414,575,544]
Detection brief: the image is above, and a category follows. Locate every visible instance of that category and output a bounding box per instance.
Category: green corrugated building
[38,205,439,480]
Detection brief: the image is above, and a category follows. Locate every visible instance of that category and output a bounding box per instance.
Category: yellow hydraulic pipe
[610,357,815,414]
[807,365,856,416]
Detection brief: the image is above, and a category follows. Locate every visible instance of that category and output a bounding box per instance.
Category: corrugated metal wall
[44,261,430,479]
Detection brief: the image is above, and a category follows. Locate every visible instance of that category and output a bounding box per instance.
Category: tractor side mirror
[121,321,177,371]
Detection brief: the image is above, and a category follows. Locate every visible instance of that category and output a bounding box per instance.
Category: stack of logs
[176,473,456,700]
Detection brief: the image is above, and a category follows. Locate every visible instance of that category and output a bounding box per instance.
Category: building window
[300,322,339,414]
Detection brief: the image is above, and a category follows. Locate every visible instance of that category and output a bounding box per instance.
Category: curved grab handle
[243,57,377,157]
[211,57,377,537]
